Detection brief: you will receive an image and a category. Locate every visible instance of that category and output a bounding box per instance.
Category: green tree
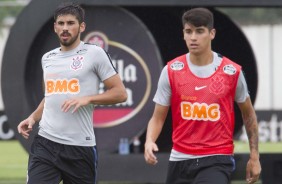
[0,0,24,29]
[218,8,282,25]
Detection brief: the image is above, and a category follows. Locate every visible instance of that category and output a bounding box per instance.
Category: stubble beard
[59,32,80,47]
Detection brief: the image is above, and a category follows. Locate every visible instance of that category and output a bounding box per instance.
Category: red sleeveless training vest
[167,54,241,155]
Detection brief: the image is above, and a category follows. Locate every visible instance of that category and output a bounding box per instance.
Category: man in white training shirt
[17,3,127,184]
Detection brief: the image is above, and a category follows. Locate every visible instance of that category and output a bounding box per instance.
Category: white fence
[242,25,282,110]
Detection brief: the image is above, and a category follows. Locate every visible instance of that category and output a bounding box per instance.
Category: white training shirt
[153,52,250,161]
[39,41,117,146]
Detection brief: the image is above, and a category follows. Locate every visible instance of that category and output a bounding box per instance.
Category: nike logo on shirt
[195,86,207,90]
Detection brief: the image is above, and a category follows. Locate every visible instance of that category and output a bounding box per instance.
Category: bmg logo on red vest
[181,102,220,121]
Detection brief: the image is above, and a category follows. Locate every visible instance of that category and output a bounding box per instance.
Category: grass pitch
[234,141,282,153]
[0,140,28,183]
[0,140,269,184]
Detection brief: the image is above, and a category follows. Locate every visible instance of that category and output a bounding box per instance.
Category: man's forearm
[29,98,45,122]
[243,113,259,158]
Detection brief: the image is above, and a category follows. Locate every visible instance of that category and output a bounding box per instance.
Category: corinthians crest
[209,75,225,95]
[70,56,84,71]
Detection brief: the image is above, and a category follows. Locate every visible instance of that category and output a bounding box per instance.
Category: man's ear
[80,22,86,33]
[210,28,216,40]
[54,23,57,33]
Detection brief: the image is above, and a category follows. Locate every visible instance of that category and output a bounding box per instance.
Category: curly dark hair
[54,2,85,24]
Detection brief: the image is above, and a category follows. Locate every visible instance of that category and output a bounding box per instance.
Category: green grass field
[0,140,271,184]
[0,140,28,184]
[234,140,282,153]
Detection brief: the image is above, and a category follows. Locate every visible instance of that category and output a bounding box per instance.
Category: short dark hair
[54,2,85,24]
[182,8,214,30]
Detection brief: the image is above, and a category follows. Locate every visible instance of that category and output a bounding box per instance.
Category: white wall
[272,25,282,109]
[0,28,9,111]
[242,25,282,110]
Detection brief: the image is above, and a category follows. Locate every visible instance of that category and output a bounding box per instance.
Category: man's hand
[61,96,90,113]
[17,117,36,139]
[144,141,159,165]
[246,157,261,184]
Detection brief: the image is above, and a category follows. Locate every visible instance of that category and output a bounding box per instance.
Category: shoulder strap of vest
[168,54,187,64]
[222,56,242,70]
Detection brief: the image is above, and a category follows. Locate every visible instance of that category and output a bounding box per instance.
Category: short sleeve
[153,65,171,106]
[235,71,250,103]
[92,46,117,81]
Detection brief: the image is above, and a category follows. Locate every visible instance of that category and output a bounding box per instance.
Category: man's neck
[60,39,81,52]
[189,51,213,66]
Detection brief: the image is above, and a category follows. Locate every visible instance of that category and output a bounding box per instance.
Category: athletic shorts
[27,135,98,184]
[165,155,236,184]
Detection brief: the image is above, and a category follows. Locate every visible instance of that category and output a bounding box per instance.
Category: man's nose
[190,32,197,39]
[63,24,69,31]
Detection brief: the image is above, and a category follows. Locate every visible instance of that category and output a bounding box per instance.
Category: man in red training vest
[144,7,261,184]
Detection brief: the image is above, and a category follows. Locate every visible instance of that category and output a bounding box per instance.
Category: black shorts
[27,135,98,184]
[165,155,235,184]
